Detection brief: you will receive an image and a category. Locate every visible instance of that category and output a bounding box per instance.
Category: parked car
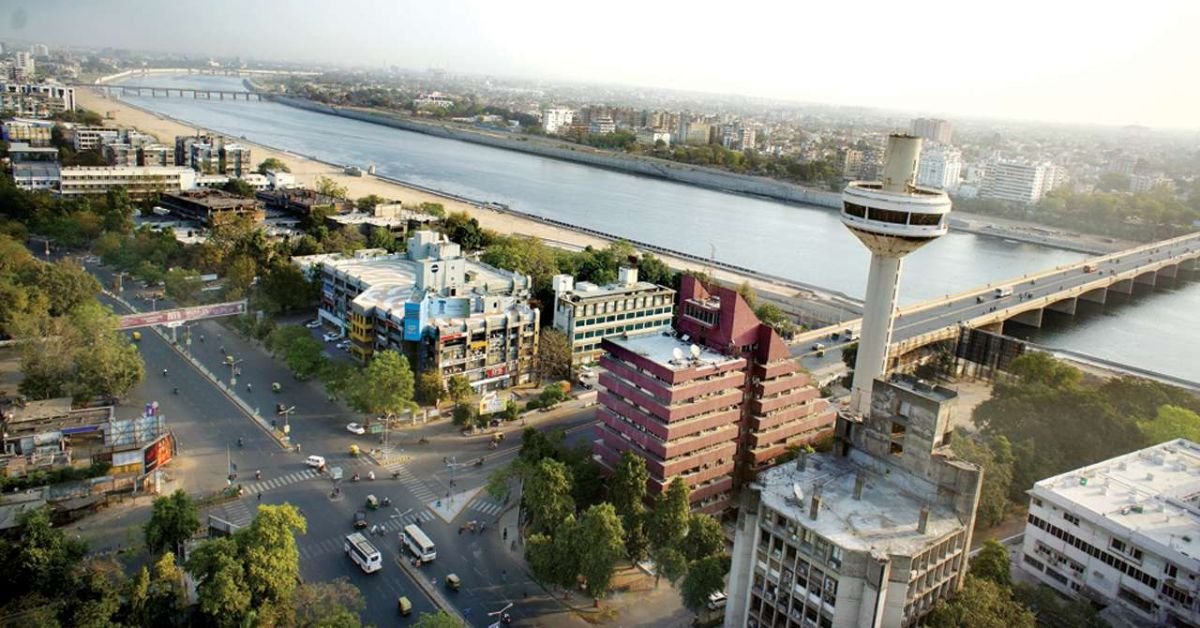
[346,422,366,435]
[305,455,327,468]
[305,319,322,329]
[323,331,343,342]
[336,339,352,350]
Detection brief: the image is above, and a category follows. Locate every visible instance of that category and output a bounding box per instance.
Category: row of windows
[574,319,661,341]
[843,201,944,227]
[1027,514,1159,590]
[683,302,719,327]
[576,294,671,317]
[575,307,670,327]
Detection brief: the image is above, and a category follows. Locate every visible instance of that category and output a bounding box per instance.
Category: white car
[305,319,322,329]
[336,339,352,349]
[346,422,366,435]
[304,455,326,469]
[323,331,343,342]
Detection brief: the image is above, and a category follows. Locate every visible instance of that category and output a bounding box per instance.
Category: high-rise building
[980,160,1056,205]
[841,135,952,416]
[724,374,983,628]
[588,116,615,135]
[541,107,574,134]
[551,268,675,369]
[175,135,252,176]
[1019,439,1200,627]
[916,147,963,190]
[31,44,50,57]
[910,118,952,144]
[13,52,34,81]
[593,276,835,513]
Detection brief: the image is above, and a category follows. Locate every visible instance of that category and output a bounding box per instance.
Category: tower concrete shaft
[842,134,952,415]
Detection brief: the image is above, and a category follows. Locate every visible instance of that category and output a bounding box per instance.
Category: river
[109,74,1200,382]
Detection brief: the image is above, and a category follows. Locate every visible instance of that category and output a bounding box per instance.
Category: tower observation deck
[842,134,951,415]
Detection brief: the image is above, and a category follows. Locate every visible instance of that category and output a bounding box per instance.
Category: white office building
[58,166,198,197]
[980,160,1056,205]
[724,375,983,628]
[916,147,962,191]
[1020,439,1200,628]
[0,82,75,118]
[13,52,34,80]
[69,126,120,152]
[541,107,575,134]
[550,267,675,368]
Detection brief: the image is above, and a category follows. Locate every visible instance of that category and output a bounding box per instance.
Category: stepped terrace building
[594,276,835,513]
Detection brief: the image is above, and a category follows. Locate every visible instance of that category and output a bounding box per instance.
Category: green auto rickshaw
[398,595,412,616]
[366,494,379,510]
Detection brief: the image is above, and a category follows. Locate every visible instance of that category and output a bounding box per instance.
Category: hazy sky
[7,0,1199,128]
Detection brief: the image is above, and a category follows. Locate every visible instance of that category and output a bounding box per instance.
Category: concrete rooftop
[606,332,736,372]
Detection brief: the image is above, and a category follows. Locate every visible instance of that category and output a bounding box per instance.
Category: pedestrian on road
[257,493,262,502]
[503,528,508,540]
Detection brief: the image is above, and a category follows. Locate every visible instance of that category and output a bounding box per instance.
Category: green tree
[146,552,188,627]
[1006,352,1081,390]
[411,610,462,627]
[257,157,291,174]
[320,360,356,401]
[754,303,795,337]
[238,503,307,619]
[367,226,396,251]
[122,565,151,627]
[970,540,1012,587]
[187,537,251,626]
[526,458,576,534]
[417,202,446,218]
[925,576,1035,628]
[649,477,690,549]
[528,517,581,592]
[223,178,257,198]
[163,267,201,304]
[680,513,725,562]
[537,328,573,381]
[260,259,318,314]
[736,280,757,308]
[637,253,676,287]
[576,503,626,600]
[144,489,200,557]
[40,261,100,317]
[293,578,366,628]
[452,403,477,429]
[223,254,258,300]
[1013,582,1111,628]
[442,211,485,250]
[680,555,729,615]
[356,194,387,211]
[1138,405,1200,444]
[950,430,1014,529]
[0,507,86,600]
[610,451,650,559]
[62,557,123,628]
[346,350,417,418]
[651,545,689,587]
[314,175,347,199]
[447,374,473,406]
[416,370,445,406]
[841,342,858,370]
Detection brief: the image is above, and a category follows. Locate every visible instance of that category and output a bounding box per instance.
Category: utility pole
[227,357,243,386]
[277,405,295,435]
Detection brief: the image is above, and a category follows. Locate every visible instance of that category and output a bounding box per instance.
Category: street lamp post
[277,405,295,435]
[227,357,243,387]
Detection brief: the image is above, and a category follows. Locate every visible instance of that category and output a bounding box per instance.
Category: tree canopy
[144,489,201,558]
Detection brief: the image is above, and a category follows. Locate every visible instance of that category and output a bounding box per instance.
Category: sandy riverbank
[76,88,817,307]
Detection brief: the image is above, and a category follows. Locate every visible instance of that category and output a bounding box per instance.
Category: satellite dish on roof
[690,344,701,358]
[672,347,684,362]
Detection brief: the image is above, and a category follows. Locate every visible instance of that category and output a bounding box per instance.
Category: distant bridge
[795,231,1200,366]
[94,68,320,84]
[86,84,263,101]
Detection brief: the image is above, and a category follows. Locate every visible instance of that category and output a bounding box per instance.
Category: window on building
[1063,512,1080,526]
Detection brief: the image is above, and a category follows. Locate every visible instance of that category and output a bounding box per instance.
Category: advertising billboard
[118,300,247,330]
[403,302,423,341]
[143,433,175,473]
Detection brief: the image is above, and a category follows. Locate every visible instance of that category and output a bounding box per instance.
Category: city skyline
[6,0,1199,129]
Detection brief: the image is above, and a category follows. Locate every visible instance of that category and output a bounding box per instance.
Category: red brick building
[595,276,835,513]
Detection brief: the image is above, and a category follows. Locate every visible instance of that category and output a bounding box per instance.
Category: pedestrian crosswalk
[386,463,438,503]
[466,495,505,517]
[298,535,345,561]
[392,509,436,527]
[296,511,435,561]
[241,469,318,495]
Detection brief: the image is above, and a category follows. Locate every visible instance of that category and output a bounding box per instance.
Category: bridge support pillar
[1046,297,1077,316]
[1110,278,1134,295]
[1158,264,1178,280]
[1009,308,1043,328]
[1079,287,1107,305]
[1135,272,1157,288]
[979,322,1003,334]
[219,92,224,100]
[1181,258,1198,272]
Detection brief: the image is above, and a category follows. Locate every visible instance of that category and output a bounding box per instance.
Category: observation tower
[842,134,952,415]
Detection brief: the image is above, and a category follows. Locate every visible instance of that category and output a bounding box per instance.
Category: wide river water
[110,74,1200,381]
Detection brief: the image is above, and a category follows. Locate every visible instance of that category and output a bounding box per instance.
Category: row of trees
[489,429,727,613]
[958,353,1200,529]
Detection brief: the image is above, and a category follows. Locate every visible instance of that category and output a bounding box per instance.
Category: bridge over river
[795,231,1200,371]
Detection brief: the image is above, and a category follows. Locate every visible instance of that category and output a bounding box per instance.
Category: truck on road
[993,287,1013,298]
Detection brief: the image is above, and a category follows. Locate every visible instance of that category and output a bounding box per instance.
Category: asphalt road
[76,254,602,627]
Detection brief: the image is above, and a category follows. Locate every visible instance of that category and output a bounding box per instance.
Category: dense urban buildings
[295,231,539,390]
[175,134,253,177]
[541,107,574,134]
[724,375,983,628]
[910,117,953,145]
[1,117,53,146]
[0,82,75,118]
[916,147,963,191]
[594,276,834,513]
[1019,439,1200,627]
[550,268,675,369]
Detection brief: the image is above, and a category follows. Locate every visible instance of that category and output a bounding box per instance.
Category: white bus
[344,532,382,573]
[401,524,437,562]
